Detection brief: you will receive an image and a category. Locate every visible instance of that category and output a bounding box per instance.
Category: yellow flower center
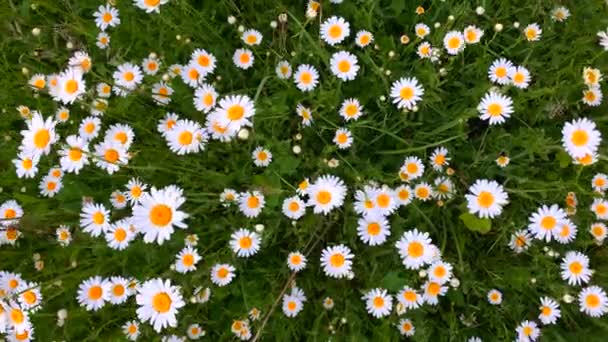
[149,204,172,226]
[152,292,172,313]
[408,241,424,257]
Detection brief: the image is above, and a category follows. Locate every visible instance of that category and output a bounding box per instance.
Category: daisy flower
[398,318,415,337]
[181,62,204,88]
[496,155,510,167]
[464,25,484,44]
[422,280,447,305]
[320,244,354,278]
[397,286,422,309]
[142,57,160,75]
[16,282,42,312]
[97,83,112,98]
[126,178,148,205]
[555,219,577,244]
[287,251,307,272]
[175,246,201,273]
[94,140,129,174]
[56,225,72,246]
[210,263,236,286]
[213,94,256,134]
[597,28,608,50]
[333,127,353,149]
[132,186,188,245]
[79,116,102,142]
[252,146,272,167]
[416,42,432,59]
[562,118,602,160]
[591,198,608,220]
[527,204,567,242]
[390,77,424,110]
[322,297,335,310]
[395,185,413,206]
[165,119,206,155]
[579,286,608,317]
[275,60,292,79]
[105,219,135,250]
[414,182,433,201]
[152,81,173,105]
[77,276,110,311]
[158,112,179,137]
[242,29,263,46]
[443,31,465,55]
[560,251,592,286]
[590,222,607,244]
[524,23,542,41]
[427,260,452,284]
[134,0,169,13]
[28,73,45,90]
[282,196,306,220]
[20,112,58,157]
[12,151,40,179]
[592,173,608,192]
[357,214,390,246]
[510,66,531,89]
[294,64,319,92]
[362,288,392,318]
[238,191,265,218]
[430,146,449,171]
[136,278,185,332]
[107,276,130,305]
[434,177,454,200]
[229,228,261,258]
[282,294,305,318]
[395,229,434,269]
[330,51,359,81]
[69,51,92,73]
[320,16,350,45]
[414,23,430,39]
[305,175,347,215]
[80,202,111,237]
[94,4,120,30]
[466,179,509,219]
[123,321,141,341]
[296,103,313,126]
[193,83,218,113]
[233,49,254,69]
[96,32,110,49]
[355,30,373,47]
[551,7,570,22]
[488,58,515,85]
[487,289,502,305]
[187,324,204,339]
[582,86,602,106]
[339,98,363,121]
[113,62,143,93]
[583,67,602,87]
[516,320,540,341]
[538,297,560,325]
[370,187,398,216]
[220,188,239,206]
[109,191,128,209]
[478,91,514,125]
[400,156,424,182]
[3,300,31,334]
[39,174,62,197]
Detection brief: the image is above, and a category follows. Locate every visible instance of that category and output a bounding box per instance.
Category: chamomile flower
[175,246,201,273]
[466,179,509,218]
[242,29,262,46]
[390,77,424,110]
[397,286,422,309]
[105,219,135,250]
[555,219,577,244]
[305,175,347,215]
[165,119,206,155]
[488,58,515,85]
[355,30,373,47]
[69,51,92,73]
[524,23,542,41]
[353,188,376,217]
[238,191,265,218]
[187,324,204,339]
[429,147,449,171]
[478,91,514,125]
[28,73,46,90]
[79,116,101,141]
[339,98,363,121]
[400,156,424,182]
[193,84,218,113]
[463,25,484,44]
[94,4,120,30]
[152,81,173,105]
[282,196,306,220]
[551,7,570,22]
[560,251,592,286]
[330,51,359,81]
[142,57,160,76]
[561,118,601,159]
[516,320,540,341]
[252,146,272,167]
[233,49,254,69]
[16,105,31,119]
[296,103,313,126]
[322,297,335,310]
[287,251,307,272]
[0,272,23,294]
[20,112,58,157]
[220,188,239,206]
[363,288,392,318]
[275,60,292,79]
[487,289,503,305]
[414,23,430,39]
[106,276,130,305]
[590,222,607,243]
[398,318,415,337]
[414,183,433,201]
[333,128,353,149]
[538,297,560,325]
[578,286,608,317]
[416,42,433,58]
[126,178,147,205]
[583,67,602,87]
[422,280,447,305]
[427,260,452,284]
[132,186,188,245]
[106,123,135,149]
[77,276,110,311]
[97,82,112,98]
[229,229,261,258]
[96,32,110,49]
[136,278,185,332]
[282,294,304,317]
[39,174,62,197]
[294,64,319,92]
[591,198,608,220]
[55,107,70,123]
[181,62,204,88]
[434,177,454,199]
[56,225,72,246]
[395,229,434,269]
[592,173,608,193]
[158,112,179,137]
[527,204,567,242]
[210,263,236,286]
[80,202,110,237]
[509,66,531,89]
[3,301,30,334]
[113,63,143,93]
[395,185,413,206]
[443,31,465,55]
[320,16,350,45]
[357,214,390,246]
[123,321,140,341]
[213,94,256,135]
[94,140,129,174]
[582,86,603,106]
[12,151,40,179]
[320,244,354,278]
[496,155,510,167]
[134,0,169,13]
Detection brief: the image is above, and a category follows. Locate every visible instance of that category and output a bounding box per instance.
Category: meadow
[1,0,608,340]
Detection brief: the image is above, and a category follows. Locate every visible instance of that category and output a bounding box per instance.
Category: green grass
[1,0,608,340]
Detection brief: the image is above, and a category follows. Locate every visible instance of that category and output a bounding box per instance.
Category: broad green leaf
[459,213,491,234]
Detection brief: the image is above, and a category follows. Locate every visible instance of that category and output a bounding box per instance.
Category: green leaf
[381,271,406,292]
[459,213,491,234]
[556,150,571,168]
